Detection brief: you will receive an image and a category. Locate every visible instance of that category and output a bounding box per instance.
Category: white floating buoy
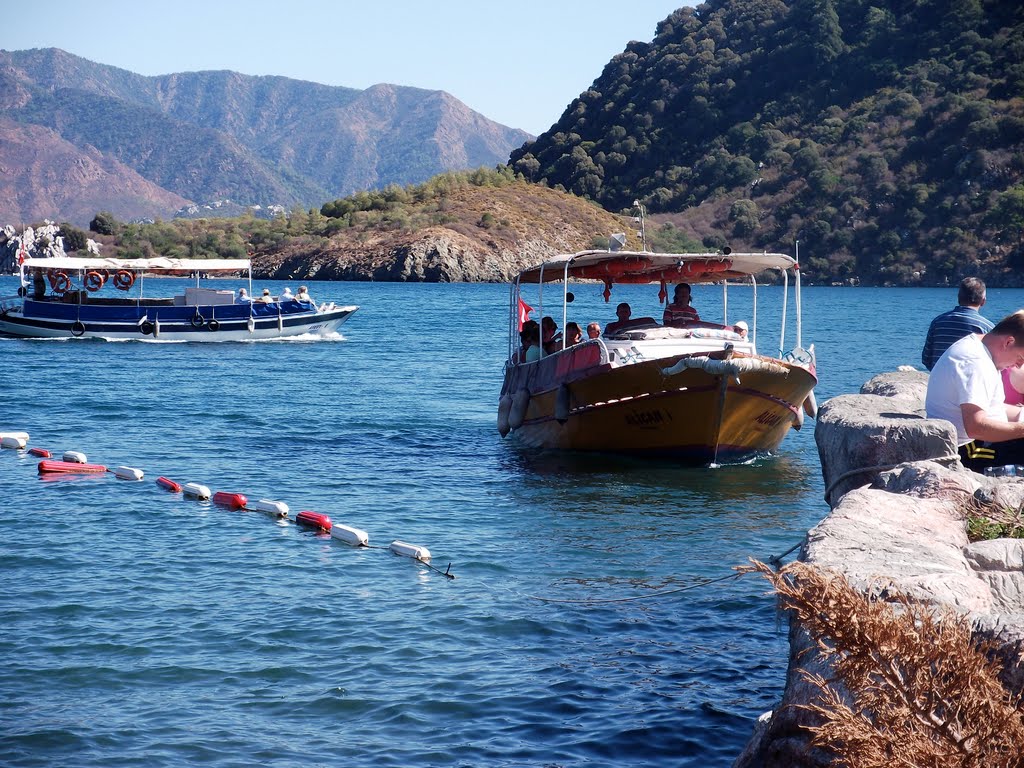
[63,450,88,463]
[113,466,144,481]
[1,435,27,449]
[389,540,431,561]
[803,389,818,419]
[247,499,290,518]
[1,431,30,444]
[182,482,212,500]
[331,523,369,547]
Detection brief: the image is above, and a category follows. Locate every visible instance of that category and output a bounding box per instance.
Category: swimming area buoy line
[1,429,455,580]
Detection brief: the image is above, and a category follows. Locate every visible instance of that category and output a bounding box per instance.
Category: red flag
[517,297,533,330]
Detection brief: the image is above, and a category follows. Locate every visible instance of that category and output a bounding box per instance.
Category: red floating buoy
[156,476,182,493]
[212,491,248,510]
[295,510,332,532]
[28,447,52,458]
[38,460,107,474]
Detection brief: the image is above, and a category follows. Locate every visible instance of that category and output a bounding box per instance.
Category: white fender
[247,317,255,334]
[182,482,212,500]
[248,499,290,518]
[497,394,513,437]
[802,389,818,419]
[1,435,27,449]
[113,466,144,481]
[278,315,283,333]
[555,383,571,425]
[389,540,431,561]
[0,431,30,442]
[509,388,530,430]
[153,318,160,338]
[63,450,87,463]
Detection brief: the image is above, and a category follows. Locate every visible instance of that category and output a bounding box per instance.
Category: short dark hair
[990,310,1024,339]
[958,277,986,306]
[616,302,630,312]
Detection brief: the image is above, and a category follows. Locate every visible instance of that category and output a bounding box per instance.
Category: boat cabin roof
[21,256,251,273]
[516,249,795,284]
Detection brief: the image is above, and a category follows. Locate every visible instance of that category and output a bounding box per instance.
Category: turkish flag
[517,297,533,330]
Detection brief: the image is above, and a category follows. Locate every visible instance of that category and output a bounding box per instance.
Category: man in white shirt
[925,310,1024,472]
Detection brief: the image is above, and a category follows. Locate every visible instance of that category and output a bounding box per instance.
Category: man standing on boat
[921,277,993,370]
[925,310,1024,472]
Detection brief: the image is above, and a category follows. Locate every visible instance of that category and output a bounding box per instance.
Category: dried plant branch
[743,560,1024,767]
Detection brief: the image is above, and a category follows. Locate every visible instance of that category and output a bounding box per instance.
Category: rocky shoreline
[735,370,1024,767]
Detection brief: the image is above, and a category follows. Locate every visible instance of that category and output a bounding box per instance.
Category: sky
[1,0,689,136]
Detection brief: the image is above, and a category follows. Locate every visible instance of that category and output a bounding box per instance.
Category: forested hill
[509,0,1024,286]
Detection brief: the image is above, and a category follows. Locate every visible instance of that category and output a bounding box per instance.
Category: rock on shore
[734,371,1024,768]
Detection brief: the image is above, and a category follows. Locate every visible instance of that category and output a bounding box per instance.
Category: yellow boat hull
[500,349,816,464]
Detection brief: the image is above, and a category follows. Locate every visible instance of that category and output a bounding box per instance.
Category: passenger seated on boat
[663,284,700,326]
[236,288,252,303]
[521,322,541,362]
[295,286,315,306]
[565,322,583,346]
[604,303,633,335]
[542,316,562,354]
[258,288,275,303]
[587,322,601,339]
[280,286,294,301]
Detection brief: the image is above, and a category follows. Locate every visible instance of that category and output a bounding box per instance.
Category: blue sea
[2,277,1023,767]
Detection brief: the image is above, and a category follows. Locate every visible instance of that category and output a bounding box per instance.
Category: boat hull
[0,300,357,341]
[501,347,816,465]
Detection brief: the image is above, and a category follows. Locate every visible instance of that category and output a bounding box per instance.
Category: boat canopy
[515,250,795,284]
[20,256,251,273]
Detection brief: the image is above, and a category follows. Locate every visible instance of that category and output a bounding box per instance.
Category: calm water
[2,277,1023,767]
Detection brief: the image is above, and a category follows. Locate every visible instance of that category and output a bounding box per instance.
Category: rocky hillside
[0,48,531,227]
[510,0,1024,287]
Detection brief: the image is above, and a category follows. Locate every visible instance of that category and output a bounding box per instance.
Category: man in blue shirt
[921,277,993,370]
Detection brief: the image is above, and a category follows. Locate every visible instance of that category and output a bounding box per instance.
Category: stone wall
[734,371,1024,767]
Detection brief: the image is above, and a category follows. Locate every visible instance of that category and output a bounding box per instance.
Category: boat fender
[278,315,283,333]
[1,435,27,449]
[153,318,161,338]
[497,394,513,437]
[1,431,30,441]
[113,270,135,290]
[156,476,182,493]
[140,320,154,335]
[295,510,332,531]
[208,318,220,332]
[247,317,255,334]
[212,491,247,509]
[113,466,144,481]
[84,271,105,292]
[190,312,205,329]
[247,499,290,518]
[791,405,805,431]
[389,540,431,562]
[509,388,530,430]
[38,460,107,474]
[331,523,369,547]
[802,390,818,419]
[555,383,571,425]
[71,321,86,337]
[182,482,212,500]
[63,450,88,463]
[28,447,51,458]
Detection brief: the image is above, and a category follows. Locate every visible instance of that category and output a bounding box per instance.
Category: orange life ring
[84,271,106,292]
[50,272,71,294]
[113,270,135,290]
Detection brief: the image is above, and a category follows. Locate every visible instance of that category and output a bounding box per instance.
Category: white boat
[0,256,357,341]
[498,248,818,465]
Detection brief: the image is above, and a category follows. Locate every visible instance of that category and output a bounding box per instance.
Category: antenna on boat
[632,200,647,252]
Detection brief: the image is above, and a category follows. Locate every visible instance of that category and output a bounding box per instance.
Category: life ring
[207,318,220,332]
[140,320,154,335]
[50,272,71,294]
[113,270,135,290]
[190,312,205,328]
[70,321,86,337]
[84,271,106,292]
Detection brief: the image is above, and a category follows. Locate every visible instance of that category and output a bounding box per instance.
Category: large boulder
[814,371,959,507]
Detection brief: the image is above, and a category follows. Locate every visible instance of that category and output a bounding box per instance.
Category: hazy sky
[2,0,688,136]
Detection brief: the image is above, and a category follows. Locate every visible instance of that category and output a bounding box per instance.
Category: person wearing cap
[295,285,315,306]
[258,288,275,303]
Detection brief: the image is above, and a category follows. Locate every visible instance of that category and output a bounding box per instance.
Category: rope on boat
[661,355,788,378]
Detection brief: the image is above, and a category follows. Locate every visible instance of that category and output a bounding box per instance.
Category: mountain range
[0,48,531,227]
